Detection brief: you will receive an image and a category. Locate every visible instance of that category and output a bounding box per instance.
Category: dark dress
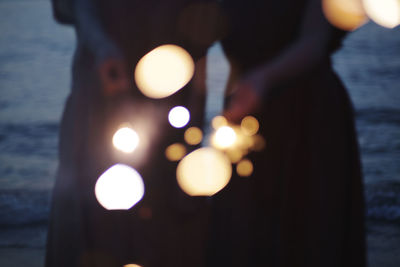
[207,1,366,266]
[45,1,220,266]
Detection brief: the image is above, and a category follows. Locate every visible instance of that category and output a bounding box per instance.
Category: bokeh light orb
[212,126,237,149]
[112,126,140,153]
[211,115,228,130]
[184,127,203,145]
[177,147,232,196]
[168,106,190,128]
[251,134,266,152]
[226,148,243,163]
[95,164,145,210]
[134,44,195,99]
[241,116,259,136]
[165,143,187,161]
[236,159,254,177]
[124,264,142,267]
[362,0,400,28]
[322,0,367,31]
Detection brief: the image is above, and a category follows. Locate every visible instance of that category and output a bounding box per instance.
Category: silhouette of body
[207,1,366,266]
[46,1,219,266]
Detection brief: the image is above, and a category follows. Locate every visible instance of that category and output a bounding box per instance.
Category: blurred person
[207,0,366,266]
[46,0,220,266]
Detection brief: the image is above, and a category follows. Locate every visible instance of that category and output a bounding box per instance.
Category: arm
[188,56,208,129]
[224,0,344,122]
[74,0,129,95]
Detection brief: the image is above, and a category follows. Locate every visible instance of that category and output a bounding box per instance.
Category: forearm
[259,36,330,90]
[189,56,208,128]
[222,0,342,121]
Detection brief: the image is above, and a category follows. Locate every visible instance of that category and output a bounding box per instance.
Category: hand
[97,57,130,96]
[224,66,268,123]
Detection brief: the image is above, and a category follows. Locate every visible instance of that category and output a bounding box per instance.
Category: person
[207,0,366,266]
[46,0,221,266]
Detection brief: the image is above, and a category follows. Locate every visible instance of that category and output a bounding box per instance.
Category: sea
[0,0,399,264]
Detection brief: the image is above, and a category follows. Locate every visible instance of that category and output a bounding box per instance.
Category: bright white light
[95,164,145,210]
[168,106,190,128]
[362,0,400,28]
[212,126,237,149]
[176,147,232,196]
[112,127,139,153]
[134,44,195,99]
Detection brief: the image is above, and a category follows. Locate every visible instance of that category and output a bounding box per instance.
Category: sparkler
[95,45,267,208]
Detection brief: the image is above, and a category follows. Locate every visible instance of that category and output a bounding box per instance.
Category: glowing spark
[113,126,140,153]
[134,44,195,99]
[212,126,237,149]
[177,147,232,196]
[211,115,228,130]
[322,0,367,31]
[168,106,190,128]
[251,134,266,152]
[362,0,400,28]
[226,148,243,163]
[236,159,254,177]
[165,143,187,161]
[184,127,203,145]
[241,116,259,136]
[95,164,145,210]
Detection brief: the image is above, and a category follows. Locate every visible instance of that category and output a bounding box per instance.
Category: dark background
[0,0,399,266]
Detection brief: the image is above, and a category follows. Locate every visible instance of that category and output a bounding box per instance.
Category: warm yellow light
[176,147,232,196]
[165,143,187,161]
[236,159,254,177]
[168,106,190,128]
[95,164,145,210]
[184,127,203,145]
[212,126,237,149]
[211,115,228,130]
[322,0,367,31]
[124,264,142,267]
[134,44,195,99]
[362,0,400,28]
[239,134,254,150]
[251,134,266,152]
[112,126,140,153]
[241,116,259,136]
[226,148,243,163]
